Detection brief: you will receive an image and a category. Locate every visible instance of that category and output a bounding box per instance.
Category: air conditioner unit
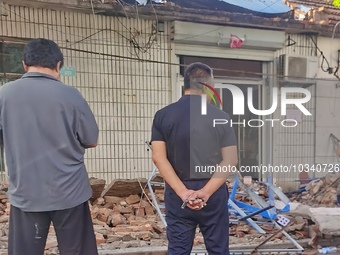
[278,54,318,85]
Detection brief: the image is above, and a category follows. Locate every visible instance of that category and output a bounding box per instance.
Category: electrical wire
[147,0,159,48]
[1,8,126,50]
[59,45,340,82]
[90,0,98,30]
[175,27,224,42]
[66,29,106,47]
[0,4,85,40]
[117,0,131,20]
[150,0,158,28]
[60,26,225,43]
[331,22,340,80]
[0,3,133,50]
[129,0,158,58]
[309,35,332,74]
[0,6,158,56]
[135,0,142,33]
[2,1,339,82]
[1,1,155,53]
[259,0,286,13]
[116,0,152,58]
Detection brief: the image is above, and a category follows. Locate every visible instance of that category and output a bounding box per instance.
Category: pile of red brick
[0,182,10,222]
[90,193,166,245]
[89,178,166,248]
[290,172,340,207]
[0,177,327,253]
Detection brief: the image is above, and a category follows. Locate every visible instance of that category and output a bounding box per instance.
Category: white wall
[314,37,340,172]
[273,34,317,190]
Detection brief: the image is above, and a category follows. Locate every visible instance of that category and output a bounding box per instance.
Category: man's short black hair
[183,62,213,90]
[23,38,64,70]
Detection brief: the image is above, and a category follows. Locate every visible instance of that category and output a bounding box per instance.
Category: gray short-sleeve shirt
[0,72,99,212]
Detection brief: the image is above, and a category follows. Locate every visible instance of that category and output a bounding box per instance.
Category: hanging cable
[58,45,340,82]
[309,35,333,74]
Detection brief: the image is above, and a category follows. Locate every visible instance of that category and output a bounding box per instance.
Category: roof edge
[2,0,339,38]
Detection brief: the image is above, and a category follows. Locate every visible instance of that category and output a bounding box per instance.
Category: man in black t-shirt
[151,62,238,255]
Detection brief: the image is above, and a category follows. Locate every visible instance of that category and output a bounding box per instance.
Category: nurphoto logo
[200,84,312,128]
[199,83,222,115]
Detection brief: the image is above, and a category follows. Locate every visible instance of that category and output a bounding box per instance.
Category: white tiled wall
[0,3,172,182]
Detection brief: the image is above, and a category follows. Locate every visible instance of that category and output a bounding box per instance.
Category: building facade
[0,1,173,181]
[1,0,340,190]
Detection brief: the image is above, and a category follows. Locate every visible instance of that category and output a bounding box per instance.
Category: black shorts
[8,201,98,255]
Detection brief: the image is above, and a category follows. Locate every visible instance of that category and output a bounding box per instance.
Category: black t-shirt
[151,95,237,180]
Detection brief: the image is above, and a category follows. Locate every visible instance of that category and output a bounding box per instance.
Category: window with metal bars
[0,40,25,83]
[0,40,26,176]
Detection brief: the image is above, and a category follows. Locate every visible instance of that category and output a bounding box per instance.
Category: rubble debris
[309,208,340,236]
[0,179,333,253]
[308,224,320,249]
[288,202,312,219]
[90,177,106,201]
[101,179,147,197]
[125,194,141,205]
[93,179,318,250]
[289,172,340,207]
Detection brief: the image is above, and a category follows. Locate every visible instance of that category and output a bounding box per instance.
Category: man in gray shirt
[0,38,99,255]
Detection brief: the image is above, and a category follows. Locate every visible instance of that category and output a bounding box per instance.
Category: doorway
[215,83,262,180]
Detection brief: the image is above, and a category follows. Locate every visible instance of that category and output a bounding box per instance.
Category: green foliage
[0,43,25,74]
[7,48,23,73]
[333,0,340,7]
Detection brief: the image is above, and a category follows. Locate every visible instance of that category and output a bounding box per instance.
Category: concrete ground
[0,237,336,254]
[96,237,340,255]
[97,239,312,255]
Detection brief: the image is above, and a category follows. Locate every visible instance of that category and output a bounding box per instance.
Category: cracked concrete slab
[309,207,340,236]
